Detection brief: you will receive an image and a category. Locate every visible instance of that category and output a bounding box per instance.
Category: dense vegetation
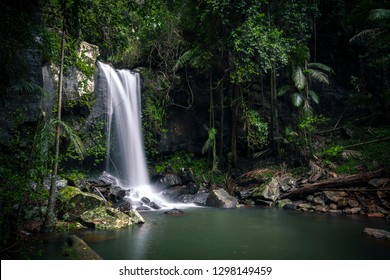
[0,0,389,257]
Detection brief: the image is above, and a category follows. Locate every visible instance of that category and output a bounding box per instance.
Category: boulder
[261,178,280,202]
[363,228,390,239]
[206,188,238,208]
[278,173,297,192]
[344,207,362,214]
[314,205,328,213]
[323,191,348,203]
[313,196,325,206]
[79,206,144,230]
[98,171,118,185]
[164,208,185,215]
[153,174,182,191]
[347,199,360,208]
[178,168,195,184]
[58,186,105,220]
[179,192,209,206]
[63,235,103,260]
[109,186,127,203]
[276,199,293,208]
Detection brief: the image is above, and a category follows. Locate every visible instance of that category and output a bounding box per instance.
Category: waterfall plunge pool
[35,207,389,259]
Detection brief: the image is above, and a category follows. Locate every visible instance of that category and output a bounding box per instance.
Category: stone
[98,171,118,185]
[323,191,348,203]
[186,182,200,195]
[164,208,184,215]
[278,173,297,192]
[63,235,103,260]
[276,199,292,208]
[330,203,338,210]
[306,195,315,203]
[337,198,349,208]
[347,199,360,208]
[206,188,238,208]
[313,196,325,206]
[178,168,195,184]
[367,212,385,218]
[79,206,144,230]
[109,186,127,203]
[328,209,343,214]
[154,174,182,190]
[283,204,297,210]
[261,177,280,202]
[363,228,390,239]
[314,205,328,213]
[297,202,313,211]
[179,192,209,206]
[58,186,105,220]
[344,207,361,214]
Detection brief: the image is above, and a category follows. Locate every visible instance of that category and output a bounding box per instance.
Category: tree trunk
[230,84,239,167]
[282,169,388,198]
[44,25,65,231]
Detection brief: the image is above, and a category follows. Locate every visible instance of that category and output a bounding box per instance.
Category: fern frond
[341,150,363,160]
[277,85,292,97]
[368,9,390,21]
[308,63,334,74]
[307,69,329,85]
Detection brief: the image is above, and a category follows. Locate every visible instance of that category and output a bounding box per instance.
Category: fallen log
[281,169,389,198]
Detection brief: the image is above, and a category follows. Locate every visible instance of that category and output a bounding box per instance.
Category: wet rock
[323,191,348,203]
[283,204,297,210]
[179,192,209,206]
[79,206,144,229]
[178,168,195,184]
[164,208,184,215]
[347,199,360,208]
[276,199,292,208]
[261,177,280,202]
[313,196,325,206]
[186,182,200,195]
[128,209,145,223]
[344,207,361,214]
[364,228,390,239]
[109,186,127,203]
[58,186,105,220]
[297,202,313,211]
[63,235,103,260]
[141,197,151,204]
[206,188,238,208]
[149,201,162,210]
[278,173,297,192]
[330,203,338,210]
[314,205,328,213]
[328,209,343,214]
[136,206,151,211]
[153,174,182,190]
[98,171,118,185]
[337,198,349,208]
[367,212,385,218]
[306,195,315,203]
[162,185,187,201]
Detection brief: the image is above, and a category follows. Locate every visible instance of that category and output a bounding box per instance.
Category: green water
[82,208,390,259]
[37,207,390,259]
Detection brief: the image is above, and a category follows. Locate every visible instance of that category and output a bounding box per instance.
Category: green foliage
[231,13,289,83]
[241,102,269,151]
[321,145,344,159]
[154,152,209,176]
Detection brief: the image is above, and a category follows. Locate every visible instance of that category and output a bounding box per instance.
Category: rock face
[364,228,390,239]
[58,186,105,220]
[206,188,238,208]
[79,206,144,230]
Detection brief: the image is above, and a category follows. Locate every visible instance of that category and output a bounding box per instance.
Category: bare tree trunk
[219,79,224,162]
[231,84,239,167]
[44,26,65,231]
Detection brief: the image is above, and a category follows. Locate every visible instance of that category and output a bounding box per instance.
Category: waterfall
[98,62,195,210]
[98,61,150,189]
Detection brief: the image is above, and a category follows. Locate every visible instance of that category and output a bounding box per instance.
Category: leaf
[341,150,363,160]
[307,69,329,85]
[303,100,312,116]
[368,9,390,21]
[308,63,334,74]
[308,90,319,104]
[51,119,86,159]
[291,92,303,107]
[292,66,306,91]
[277,85,292,97]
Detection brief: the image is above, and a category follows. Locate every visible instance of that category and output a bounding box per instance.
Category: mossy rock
[58,186,105,220]
[79,206,144,230]
[63,235,103,260]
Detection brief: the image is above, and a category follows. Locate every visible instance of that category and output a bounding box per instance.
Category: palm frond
[349,28,382,43]
[308,90,319,104]
[307,69,329,85]
[51,119,86,159]
[368,9,390,21]
[341,150,363,160]
[292,66,306,91]
[308,63,334,74]
[173,49,195,71]
[291,92,303,107]
[277,85,292,97]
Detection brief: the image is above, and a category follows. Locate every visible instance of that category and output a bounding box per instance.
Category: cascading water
[98,61,167,209]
